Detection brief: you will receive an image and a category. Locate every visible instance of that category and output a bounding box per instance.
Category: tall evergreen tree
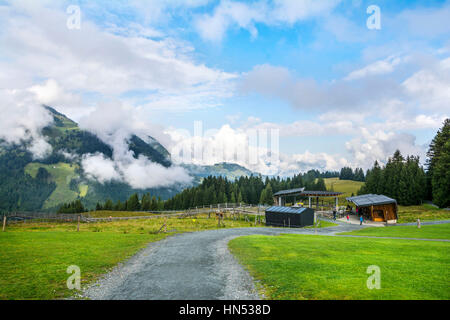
[427,119,450,207]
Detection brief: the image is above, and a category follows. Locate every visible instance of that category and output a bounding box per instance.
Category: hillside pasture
[324,178,364,198]
[25,162,83,209]
[397,204,450,223]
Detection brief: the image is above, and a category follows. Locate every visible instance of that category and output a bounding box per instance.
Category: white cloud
[195,0,341,42]
[81,152,192,189]
[0,2,236,112]
[393,3,450,38]
[81,153,121,184]
[0,89,53,158]
[345,129,427,168]
[402,57,450,112]
[78,101,192,189]
[167,122,351,176]
[345,55,407,80]
[29,79,82,108]
[118,155,192,189]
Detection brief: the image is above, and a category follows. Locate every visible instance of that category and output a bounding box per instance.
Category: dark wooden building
[346,194,398,223]
[265,206,315,228]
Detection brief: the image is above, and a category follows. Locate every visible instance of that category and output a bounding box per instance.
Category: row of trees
[426,119,450,208]
[358,151,427,205]
[358,119,449,207]
[339,167,365,181]
[57,200,86,214]
[55,168,334,213]
[162,172,329,210]
[88,170,330,211]
[95,193,165,212]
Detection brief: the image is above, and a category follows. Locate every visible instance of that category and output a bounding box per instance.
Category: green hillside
[183,162,254,182]
[25,162,86,209]
[324,177,364,198]
[0,107,258,212]
[0,107,180,212]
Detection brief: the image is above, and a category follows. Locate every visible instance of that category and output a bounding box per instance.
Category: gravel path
[82,219,450,300]
[396,219,450,226]
[83,222,361,300]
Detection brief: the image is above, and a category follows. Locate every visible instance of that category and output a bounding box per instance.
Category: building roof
[301,191,343,197]
[273,188,342,197]
[273,188,305,197]
[346,194,397,207]
[265,206,309,214]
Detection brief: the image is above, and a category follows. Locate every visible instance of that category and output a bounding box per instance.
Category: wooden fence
[2,203,269,224]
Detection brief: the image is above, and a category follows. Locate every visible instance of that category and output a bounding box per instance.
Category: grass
[25,162,81,209]
[229,234,450,300]
[397,204,450,223]
[305,220,339,229]
[339,223,450,240]
[0,231,162,300]
[324,178,364,198]
[0,214,262,300]
[86,210,184,218]
[78,184,89,197]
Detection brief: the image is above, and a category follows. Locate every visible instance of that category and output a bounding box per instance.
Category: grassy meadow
[25,162,86,209]
[0,214,263,300]
[324,177,364,198]
[339,222,450,240]
[229,233,450,300]
[397,204,450,223]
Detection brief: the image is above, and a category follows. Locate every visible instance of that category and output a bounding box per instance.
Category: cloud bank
[0,89,53,159]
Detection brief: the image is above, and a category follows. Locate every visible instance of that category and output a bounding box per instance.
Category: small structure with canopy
[346,194,398,223]
[273,188,343,211]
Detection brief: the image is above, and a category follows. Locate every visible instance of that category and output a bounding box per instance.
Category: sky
[0,0,449,180]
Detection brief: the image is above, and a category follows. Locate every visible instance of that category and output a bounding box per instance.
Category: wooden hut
[346,194,397,223]
[265,206,315,228]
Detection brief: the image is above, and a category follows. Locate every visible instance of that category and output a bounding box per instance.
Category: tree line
[358,151,426,205]
[339,167,365,181]
[426,119,450,208]
[94,193,164,212]
[359,118,449,208]
[162,171,329,210]
[84,170,330,212]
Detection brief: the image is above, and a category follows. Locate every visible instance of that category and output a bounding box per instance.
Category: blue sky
[0,0,449,177]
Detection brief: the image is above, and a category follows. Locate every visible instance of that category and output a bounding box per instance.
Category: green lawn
[397,204,450,223]
[0,215,262,300]
[339,223,450,240]
[229,234,450,300]
[305,220,339,229]
[0,231,163,300]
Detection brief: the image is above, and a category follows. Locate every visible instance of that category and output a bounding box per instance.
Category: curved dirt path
[83,222,361,300]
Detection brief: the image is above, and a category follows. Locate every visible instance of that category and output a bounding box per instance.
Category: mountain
[0,107,177,212]
[182,162,255,182]
[0,107,256,212]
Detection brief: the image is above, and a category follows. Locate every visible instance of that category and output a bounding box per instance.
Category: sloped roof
[273,188,305,196]
[265,206,309,214]
[273,188,342,197]
[346,194,396,207]
[301,191,343,196]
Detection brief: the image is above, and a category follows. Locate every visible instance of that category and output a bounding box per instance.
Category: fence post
[2,214,6,232]
[77,215,80,232]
